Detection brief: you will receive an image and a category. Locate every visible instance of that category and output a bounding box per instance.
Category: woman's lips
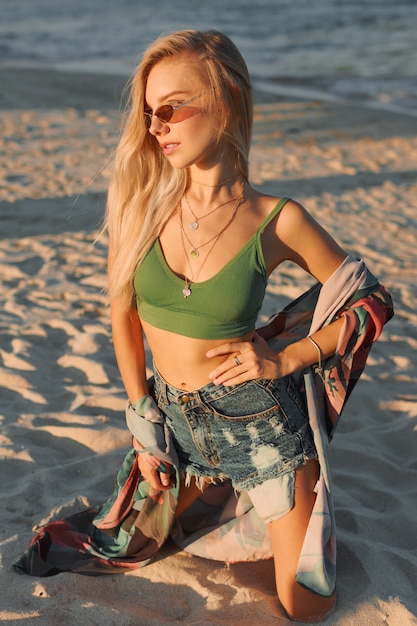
[161,142,179,156]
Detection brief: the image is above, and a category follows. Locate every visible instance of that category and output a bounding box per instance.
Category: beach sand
[0,66,416,625]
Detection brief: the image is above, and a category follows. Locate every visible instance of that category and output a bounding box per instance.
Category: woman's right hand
[134,442,174,491]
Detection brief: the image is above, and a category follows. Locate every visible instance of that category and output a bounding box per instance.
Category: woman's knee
[279,583,336,623]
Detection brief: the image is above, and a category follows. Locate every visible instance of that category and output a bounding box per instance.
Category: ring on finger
[234,355,241,366]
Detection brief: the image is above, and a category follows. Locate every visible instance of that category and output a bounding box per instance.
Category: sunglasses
[144,94,203,129]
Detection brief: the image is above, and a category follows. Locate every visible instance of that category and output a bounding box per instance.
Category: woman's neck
[186,175,244,208]
[186,165,243,204]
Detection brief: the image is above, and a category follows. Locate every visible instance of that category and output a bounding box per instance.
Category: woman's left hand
[206,333,282,385]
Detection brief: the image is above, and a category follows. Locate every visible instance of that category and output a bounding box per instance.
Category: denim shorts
[153,367,317,494]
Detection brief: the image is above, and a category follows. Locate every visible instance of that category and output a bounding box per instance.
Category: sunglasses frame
[144,94,203,129]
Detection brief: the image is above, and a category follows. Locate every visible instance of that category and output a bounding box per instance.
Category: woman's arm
[207,318,344,385]
[107,243,149,403]
[110,299,150,403]
[108,249,173,490]
[111,301,173,491]
[207,199,348,385]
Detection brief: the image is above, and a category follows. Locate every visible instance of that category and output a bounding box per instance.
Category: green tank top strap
[256,197,290,235]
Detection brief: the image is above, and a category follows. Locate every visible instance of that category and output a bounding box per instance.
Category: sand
[0,66,416,625]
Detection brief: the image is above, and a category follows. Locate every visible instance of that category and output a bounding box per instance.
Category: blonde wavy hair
[105,29,253,309]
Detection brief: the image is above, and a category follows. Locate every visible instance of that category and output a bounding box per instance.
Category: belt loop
[160,378,168,405]
[154,365,169,405]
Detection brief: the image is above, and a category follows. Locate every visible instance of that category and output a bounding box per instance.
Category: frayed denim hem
[182,469,226,492]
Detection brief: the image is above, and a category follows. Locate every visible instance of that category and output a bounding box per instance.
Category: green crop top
[134,197,289,339]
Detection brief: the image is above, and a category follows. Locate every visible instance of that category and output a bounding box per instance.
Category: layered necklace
[179,180,245,298]
[185,174,241,231]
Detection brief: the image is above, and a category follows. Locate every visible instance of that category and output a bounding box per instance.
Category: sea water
[1,0,416,114]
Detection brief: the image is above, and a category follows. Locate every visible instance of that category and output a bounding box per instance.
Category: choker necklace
[184,179,243,231]
[189,173,239,188]
[179,194,243,298]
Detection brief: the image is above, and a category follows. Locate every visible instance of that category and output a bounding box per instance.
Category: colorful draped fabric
[13,256,394,595]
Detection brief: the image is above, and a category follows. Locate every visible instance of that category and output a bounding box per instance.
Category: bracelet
[307,336,326,383]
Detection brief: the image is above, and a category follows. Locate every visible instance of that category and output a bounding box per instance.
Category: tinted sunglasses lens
[144,105,173,128]
[155,105,174,123]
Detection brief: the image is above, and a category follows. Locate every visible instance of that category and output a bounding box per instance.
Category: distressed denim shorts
[153,367,317,495]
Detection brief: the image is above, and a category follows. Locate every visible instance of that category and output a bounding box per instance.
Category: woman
[14,30,393,623]
[107,29,348,622]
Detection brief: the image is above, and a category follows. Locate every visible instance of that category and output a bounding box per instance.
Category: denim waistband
[153,363,273,406]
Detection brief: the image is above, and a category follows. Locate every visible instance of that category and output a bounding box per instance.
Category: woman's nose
[148,116,169,136]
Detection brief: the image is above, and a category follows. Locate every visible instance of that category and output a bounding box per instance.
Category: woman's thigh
[174,474,212,519]
[268,459,336,622]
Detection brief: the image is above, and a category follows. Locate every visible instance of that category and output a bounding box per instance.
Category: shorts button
[180,394,191,404]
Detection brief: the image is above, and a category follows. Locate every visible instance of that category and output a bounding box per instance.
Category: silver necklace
[184,180,243,231]
[179,195,243,298]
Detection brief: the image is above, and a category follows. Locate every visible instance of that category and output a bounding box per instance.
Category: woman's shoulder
[251,191,305,224]
[245,187,315,239]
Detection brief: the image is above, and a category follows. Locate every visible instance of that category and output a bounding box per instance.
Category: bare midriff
[142,319,255,391]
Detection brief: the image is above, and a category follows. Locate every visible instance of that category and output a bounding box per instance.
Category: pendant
[190,249,199,258]
[183,282,192,298]
[190,221,199,230]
